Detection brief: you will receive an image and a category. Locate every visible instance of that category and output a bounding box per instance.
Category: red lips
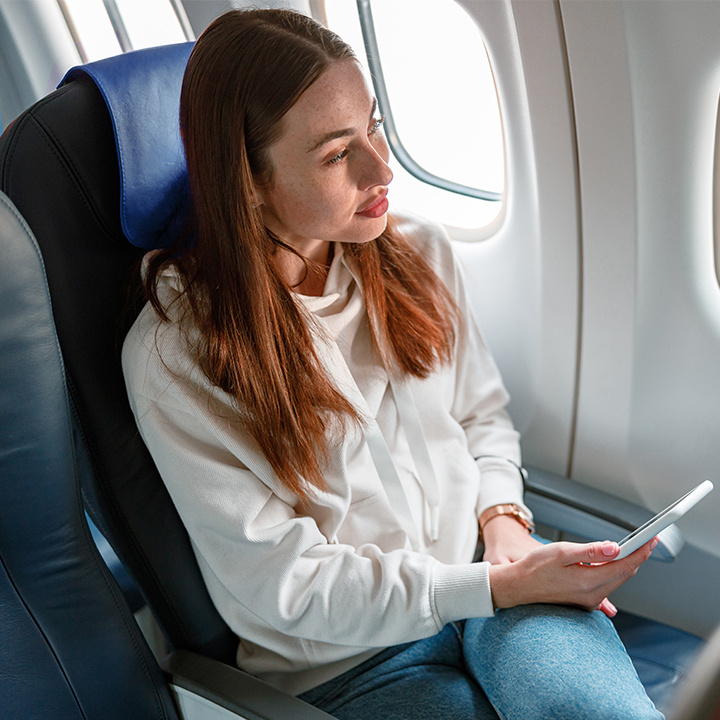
[356,189,389,218]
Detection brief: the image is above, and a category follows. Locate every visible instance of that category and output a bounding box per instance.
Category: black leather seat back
[0,191,178,719]
[0,47,236,663]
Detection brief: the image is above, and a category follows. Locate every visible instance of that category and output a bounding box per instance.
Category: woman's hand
[481,515,544,565]
[487,537,658,618]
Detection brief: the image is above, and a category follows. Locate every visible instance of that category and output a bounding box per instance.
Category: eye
[369,114,386,135]
[327,148,350,165]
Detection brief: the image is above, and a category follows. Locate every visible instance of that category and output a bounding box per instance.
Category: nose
[359,140,393,191]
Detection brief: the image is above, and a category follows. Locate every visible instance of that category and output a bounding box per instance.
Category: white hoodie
[122,212,530,695]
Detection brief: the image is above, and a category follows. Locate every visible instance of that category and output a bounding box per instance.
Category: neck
[276,240,333,296]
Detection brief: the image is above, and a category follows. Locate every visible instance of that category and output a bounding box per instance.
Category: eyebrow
[307,98,378,153]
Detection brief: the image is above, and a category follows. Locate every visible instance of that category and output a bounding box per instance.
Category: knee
[462,607,663,720]
[478,664,662,720]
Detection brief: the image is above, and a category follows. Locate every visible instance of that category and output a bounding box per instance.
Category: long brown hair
[145,9,459,497]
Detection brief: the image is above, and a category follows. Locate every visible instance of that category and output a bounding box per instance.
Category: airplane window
[113,0,190,50]
[57,0,191,62]
[58,0,122,61]
[324,0,504,232]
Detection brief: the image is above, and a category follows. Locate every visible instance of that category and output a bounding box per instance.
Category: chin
[347,216,388,245]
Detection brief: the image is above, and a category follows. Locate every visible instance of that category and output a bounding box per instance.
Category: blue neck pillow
[61,42,194,249]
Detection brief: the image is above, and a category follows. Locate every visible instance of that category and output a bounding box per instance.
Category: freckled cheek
[269,171,359,227]
[273,193,344,234]
[298,179,357,219]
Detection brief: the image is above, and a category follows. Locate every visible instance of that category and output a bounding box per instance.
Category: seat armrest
[524,465,685,561]
[161,650,335,720]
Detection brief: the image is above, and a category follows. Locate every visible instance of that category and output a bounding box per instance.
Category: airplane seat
[0,41,704,718]
[0,43,332,719]
[0,41,236,663]
[0,192,178,720]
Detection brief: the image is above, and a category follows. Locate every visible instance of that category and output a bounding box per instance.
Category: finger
[583,537,659,598]
[597,597,617,617]
[635,536,659,556]
[557,540,620,566]
[621,536,659,568]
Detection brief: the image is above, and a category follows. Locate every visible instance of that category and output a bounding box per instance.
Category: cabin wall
[453,0,581,478]
[454,0,720,636]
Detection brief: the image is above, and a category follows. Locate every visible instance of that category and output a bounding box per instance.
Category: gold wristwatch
[478,503,534,539]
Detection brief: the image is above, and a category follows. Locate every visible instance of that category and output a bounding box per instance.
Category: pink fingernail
[602,541,618,557]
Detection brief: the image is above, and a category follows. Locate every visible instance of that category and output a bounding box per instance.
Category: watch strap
[478,503,534,539]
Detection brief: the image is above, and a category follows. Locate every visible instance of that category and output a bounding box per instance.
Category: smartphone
[614,480,714,560]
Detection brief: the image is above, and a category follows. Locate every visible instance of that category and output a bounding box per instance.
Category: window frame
[355,0,502,203]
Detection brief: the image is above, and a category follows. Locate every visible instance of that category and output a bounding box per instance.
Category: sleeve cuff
[432,561,495,625]
[476,460,532,520]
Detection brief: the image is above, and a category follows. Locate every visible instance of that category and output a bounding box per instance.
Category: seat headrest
[61,42,194,249]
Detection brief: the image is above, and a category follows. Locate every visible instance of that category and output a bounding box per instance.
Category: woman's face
[257,60,393,257]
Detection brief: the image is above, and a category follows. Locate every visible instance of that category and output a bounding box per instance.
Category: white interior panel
[563,0,720,634]
[0,0,79,110]
[559,0,640,497]
[454,0,580,475]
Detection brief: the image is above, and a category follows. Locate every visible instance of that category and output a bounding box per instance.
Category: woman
[122,9,662,719]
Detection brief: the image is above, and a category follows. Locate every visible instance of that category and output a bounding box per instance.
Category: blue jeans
[299,605,664,719]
